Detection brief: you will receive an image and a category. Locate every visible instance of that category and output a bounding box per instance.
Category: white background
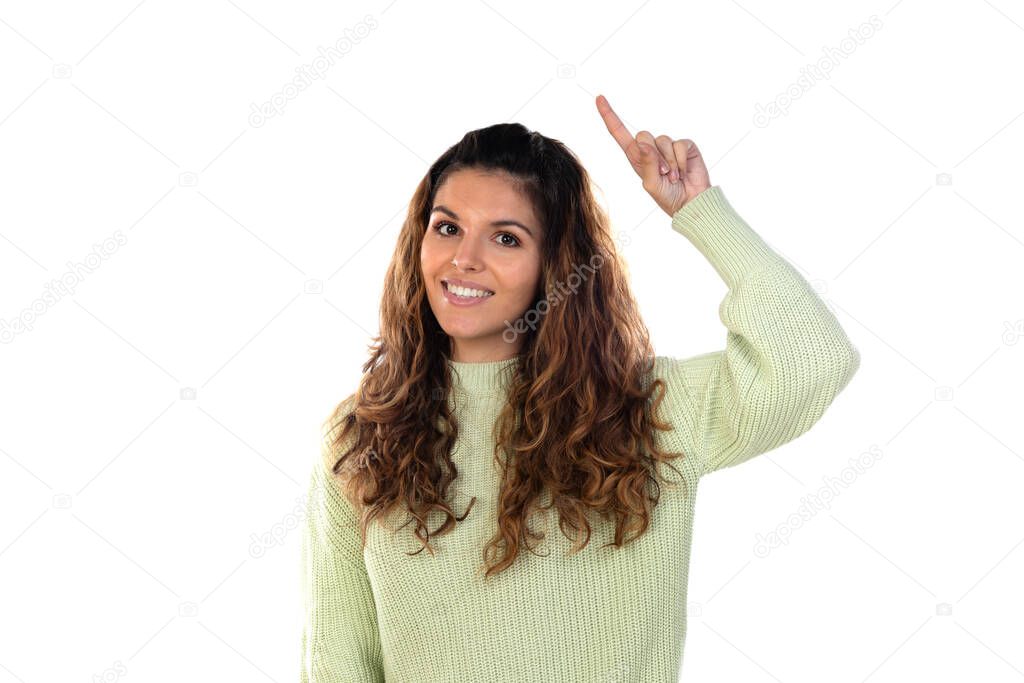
[1,0,1022,681]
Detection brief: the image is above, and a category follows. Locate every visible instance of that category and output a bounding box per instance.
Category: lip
[442,277,494,293]
[441,280,493,307]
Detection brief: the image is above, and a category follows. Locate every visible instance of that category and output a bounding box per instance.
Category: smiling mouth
[442,281,495,297]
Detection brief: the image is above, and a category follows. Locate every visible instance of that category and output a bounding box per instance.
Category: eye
[434,220,459,237]
[433,221,521,248]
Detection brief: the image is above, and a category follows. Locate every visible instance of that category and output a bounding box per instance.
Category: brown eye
[434,222,521,248]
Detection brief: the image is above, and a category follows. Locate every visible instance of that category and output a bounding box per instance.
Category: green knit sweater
[300,186,860,682]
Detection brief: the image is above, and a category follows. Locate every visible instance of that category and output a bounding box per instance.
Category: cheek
[505,263,543,303]
[525,262,543,295]
[420,241,442,272]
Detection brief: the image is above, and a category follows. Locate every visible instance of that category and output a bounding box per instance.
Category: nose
[451,237,483,272]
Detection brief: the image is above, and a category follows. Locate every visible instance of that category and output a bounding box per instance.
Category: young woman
[300,95,860,682]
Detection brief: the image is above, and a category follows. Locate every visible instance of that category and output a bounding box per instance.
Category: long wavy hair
[325,122,691,580]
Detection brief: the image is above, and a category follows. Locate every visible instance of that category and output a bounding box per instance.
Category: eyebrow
[430,205,536,239]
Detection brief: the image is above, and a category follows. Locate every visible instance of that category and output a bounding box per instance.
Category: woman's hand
[596,94,711,218]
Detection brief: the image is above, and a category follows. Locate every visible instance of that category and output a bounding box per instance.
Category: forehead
[433,170,536,219]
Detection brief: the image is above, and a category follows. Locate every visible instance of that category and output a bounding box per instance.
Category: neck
[446,355,519,396]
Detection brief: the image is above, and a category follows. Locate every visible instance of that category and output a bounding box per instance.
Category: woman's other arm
[300,419,384,682]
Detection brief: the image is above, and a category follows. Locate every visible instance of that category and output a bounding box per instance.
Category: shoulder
[319,393,359,478]
[647,353,711,447]
[648,353,719,401]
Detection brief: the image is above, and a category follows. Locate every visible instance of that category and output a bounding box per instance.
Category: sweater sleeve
[655,186,860,477]
[300,419,385,682]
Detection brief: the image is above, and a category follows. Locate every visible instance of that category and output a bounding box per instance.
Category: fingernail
[660,164,669,174]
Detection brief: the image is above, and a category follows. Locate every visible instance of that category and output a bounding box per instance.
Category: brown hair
[325,122,690,579]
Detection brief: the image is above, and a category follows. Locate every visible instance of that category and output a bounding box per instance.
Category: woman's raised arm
[655,187,860,476]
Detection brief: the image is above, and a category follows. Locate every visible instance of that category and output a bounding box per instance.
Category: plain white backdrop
[1,0,1022,681]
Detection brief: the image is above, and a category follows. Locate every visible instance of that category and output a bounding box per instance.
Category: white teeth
[445,282,493,298]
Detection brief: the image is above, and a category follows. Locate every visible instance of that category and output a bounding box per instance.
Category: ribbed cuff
[670,186,781,289]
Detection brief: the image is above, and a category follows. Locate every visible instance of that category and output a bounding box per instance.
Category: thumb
[637,142,662,188]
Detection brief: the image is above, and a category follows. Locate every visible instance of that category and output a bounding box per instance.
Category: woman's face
[421,168,543,363]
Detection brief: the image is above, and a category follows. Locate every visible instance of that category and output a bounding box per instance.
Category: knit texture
[299,185,860,682]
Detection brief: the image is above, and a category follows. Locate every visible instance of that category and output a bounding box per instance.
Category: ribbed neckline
[446,356,519,396]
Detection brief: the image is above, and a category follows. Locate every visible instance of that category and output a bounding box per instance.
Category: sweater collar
[446,356,519,396]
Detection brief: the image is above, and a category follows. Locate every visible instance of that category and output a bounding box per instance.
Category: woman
[300,95,860,682]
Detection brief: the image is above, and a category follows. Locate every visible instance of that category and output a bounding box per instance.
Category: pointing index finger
[596,94,635,157]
